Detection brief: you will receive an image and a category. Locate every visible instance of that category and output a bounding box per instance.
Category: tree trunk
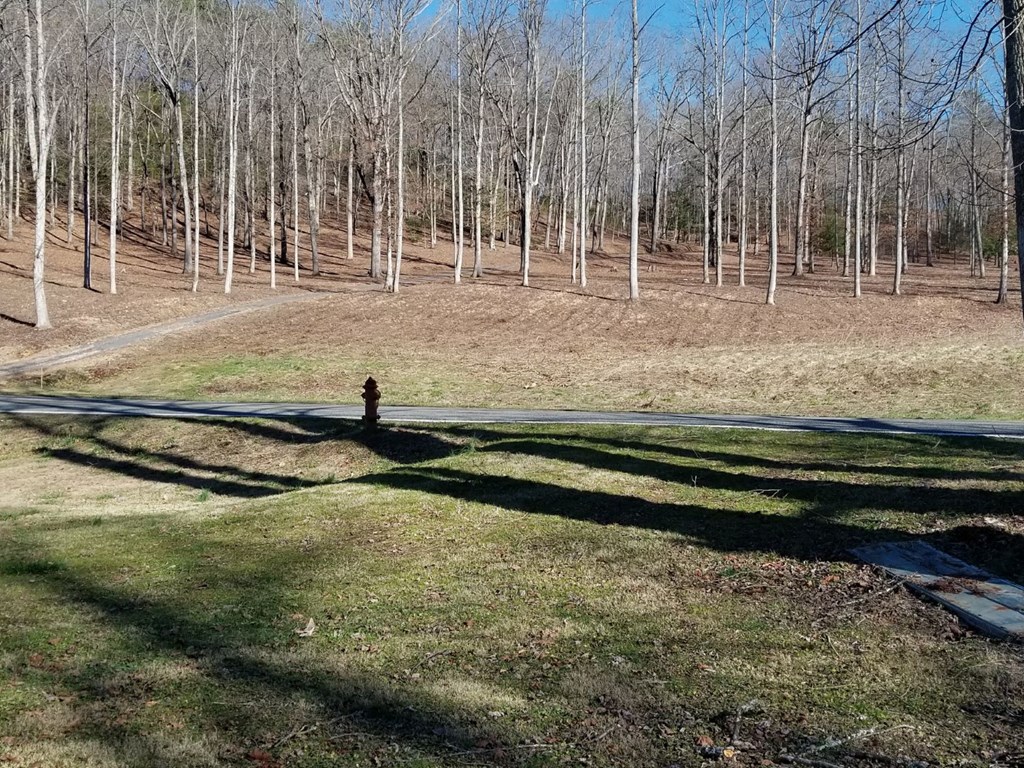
[270,59,277,290]
[488,138,497,250]
[1003,0,1024,327]
[160,135,169,248]
[6,83,15,242]
[701,96,710,285]
[370,147,383,279]
[172,99,193,276]
[247,71,258,274]
[191,6,200,292]
[867,71,879,277]
[998,106,1010,304]
[393,44,406,293]
[579,0,588,288]
[24,0,51,328]
[291,33,301,281]
[217,130,226,274]
[109,22,123,294]
[66,123,76,244]
[454,0,464,283]
[738,0,749,287]
[628,0,640,301]
[224,8,240,294]
[765,0,779,306]
[347,118,355,259]
[853,0,863,299]
[302,109,321,276]
[126,100,135,212]
[892,12,906,297]
[793,97,811,277]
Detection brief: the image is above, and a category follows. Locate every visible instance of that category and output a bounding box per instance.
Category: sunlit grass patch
[1,417,1022,766]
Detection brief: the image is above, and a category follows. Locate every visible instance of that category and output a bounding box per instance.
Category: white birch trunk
[224,6,240,294]
[109,21,123,294]
[738,0,749,286]
[66,122,75,244]
[454,0,464,283]
[393,41,406,293]
[853,0,863,299]
[346,130,355,260]
[191,5,200,292]
[270,59,277,290]
[25,0,51,328]
[628,0,640,301]
[765,0,779,306]
[892,13,906,296]
[579,0,588,288]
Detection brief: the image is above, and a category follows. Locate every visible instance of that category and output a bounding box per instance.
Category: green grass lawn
[1,416,1022,767]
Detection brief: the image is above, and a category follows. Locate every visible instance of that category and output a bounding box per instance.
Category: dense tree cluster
[0,0,1009,329]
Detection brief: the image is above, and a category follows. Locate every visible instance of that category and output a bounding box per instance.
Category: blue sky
[416,0,990,66]
[543,0,983,46]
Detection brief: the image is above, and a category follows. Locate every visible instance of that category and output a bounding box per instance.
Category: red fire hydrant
[362,376,381,427]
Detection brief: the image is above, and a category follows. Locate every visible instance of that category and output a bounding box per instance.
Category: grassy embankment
[2,415,1022,766]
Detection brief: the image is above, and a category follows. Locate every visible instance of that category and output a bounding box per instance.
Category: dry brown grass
[2,212,1023,418]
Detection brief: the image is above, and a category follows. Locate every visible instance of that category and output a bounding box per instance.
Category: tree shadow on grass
[468,438,1024,520]
[0,534,526,767]
[437,424,1024,488]
[36,444,323,498]
[352,464,1024,579]
[8,415,469,500]
[156,416,468,465]
[4,417,1024,764]
[350,465,876,562]
[11,415,330,499]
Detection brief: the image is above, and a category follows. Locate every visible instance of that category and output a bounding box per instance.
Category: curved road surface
[1,394,1023,439]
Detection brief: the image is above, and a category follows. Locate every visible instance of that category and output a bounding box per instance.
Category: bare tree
[1002,0,1024,326]
[108,2,131,297]
[453,0,465,283]
[23,0,62,328]
[137,0,196,286]
[628,0,640,301]
[578,0,588,288]
[494,0,558,288]
[787,0,841,278]
[466,0,504,278]
[765,0,783,306]
[191,0,200,292]
[222,0,242,293]
[738,0,751,286]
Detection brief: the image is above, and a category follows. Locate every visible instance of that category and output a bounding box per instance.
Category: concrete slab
[852,540,1024,641]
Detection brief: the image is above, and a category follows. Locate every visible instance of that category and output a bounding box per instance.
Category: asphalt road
[2,394,1023,439]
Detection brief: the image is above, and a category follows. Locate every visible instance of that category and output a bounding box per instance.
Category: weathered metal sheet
[851,540,1024,640]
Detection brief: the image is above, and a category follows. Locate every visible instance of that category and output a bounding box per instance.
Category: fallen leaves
[246,748,280,768]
